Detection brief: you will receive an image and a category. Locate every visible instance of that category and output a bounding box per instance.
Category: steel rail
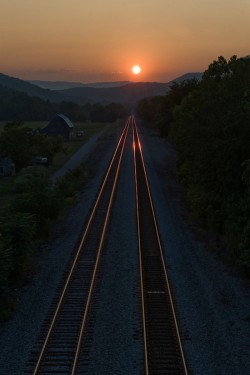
[71,117,130,374]
[133,122,150,375]
[133,116,189,375]
[31,117,131,375]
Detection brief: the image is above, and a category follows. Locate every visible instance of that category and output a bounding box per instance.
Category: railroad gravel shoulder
[1,120,249,375]
[0,125,121,375]
[80,128,143,374]
[139,124,250,375]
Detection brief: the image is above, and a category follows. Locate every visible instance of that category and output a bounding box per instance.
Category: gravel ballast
[139,124,250,375]
[0,120,249,375]
[80,128,143,374]
[0,125,120,374]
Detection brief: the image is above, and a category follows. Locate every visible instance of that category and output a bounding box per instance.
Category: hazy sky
[1,0,249,82]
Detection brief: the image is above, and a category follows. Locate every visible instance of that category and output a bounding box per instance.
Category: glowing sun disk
[132,65,141,75]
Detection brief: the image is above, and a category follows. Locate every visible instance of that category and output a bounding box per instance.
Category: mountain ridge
[28,80,131,90]
[58,73,203,104]
[0,73,73,103]
[0,72,203,105]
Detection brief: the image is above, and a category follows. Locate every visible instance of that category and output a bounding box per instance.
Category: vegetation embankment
[136,55,250,273]
[0,120,115,321]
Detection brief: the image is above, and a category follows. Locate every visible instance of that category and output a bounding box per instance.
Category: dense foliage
[0,122,63,171]
[0,85,129,121]
[0,128,89,319]
[0,86,128,319]
[136,55,250,271]
[0,167,58,296]
[136,79,199,137]
[0,162,88,319]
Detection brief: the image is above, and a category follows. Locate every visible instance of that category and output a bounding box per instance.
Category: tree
[0,239,13,294]
[170,55,250,267]
[0,122,64,170]
[136,79,199,136]
[137,55,250,270]
[13,166,62,234]
[0,210,35,280]
[0,122,33,170]
[14,165,51,193]
[30,133,64,164]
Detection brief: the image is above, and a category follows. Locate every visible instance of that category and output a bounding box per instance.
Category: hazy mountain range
[0,72,203,105]
[29,80,132,90]
[0,73,72,103]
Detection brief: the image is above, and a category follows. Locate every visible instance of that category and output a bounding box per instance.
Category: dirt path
[51,124,111,181]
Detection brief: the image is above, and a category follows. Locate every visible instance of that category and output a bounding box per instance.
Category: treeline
[136,55,250,271]
[0,85,129,122]
[0,122,64,171]
[0,163,88,320]
[0,121,90,319]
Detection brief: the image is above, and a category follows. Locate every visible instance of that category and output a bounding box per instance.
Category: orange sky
[1,0,250,83]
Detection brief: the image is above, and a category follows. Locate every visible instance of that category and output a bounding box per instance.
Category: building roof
[54,114,74,128]
[41,114,74,139]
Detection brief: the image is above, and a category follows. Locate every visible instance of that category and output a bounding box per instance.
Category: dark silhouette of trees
[0,122,63,171]
[136,55,250,271]
[136,79,199,136]
[0,85,129,122]
[89,103,129,122]
[0,211,35,292]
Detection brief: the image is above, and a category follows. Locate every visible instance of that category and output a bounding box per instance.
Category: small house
[41,114,74,140]
[0,157,15,177]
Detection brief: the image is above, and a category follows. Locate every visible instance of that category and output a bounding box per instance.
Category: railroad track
[26,115,189,375]
[25,117,131,375]
[132,116,188,375]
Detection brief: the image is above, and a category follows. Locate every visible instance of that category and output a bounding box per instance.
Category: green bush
[0,210,36,282]
[137,55,250,272]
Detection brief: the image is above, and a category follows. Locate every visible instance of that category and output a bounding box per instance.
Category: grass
[47,121,113,174]
[0,121,116,209]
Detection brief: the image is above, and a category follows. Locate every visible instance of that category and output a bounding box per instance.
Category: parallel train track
[26,116,189,374]
[26,117,131,374]
[133,116,188,375]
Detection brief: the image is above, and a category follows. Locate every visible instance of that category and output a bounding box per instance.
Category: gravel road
[0,119,249,375]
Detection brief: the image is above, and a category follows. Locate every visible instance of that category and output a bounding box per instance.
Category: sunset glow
[0,1,249,82]
[132,65,141,75]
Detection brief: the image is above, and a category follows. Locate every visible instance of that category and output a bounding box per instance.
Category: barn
[42,114,74,140]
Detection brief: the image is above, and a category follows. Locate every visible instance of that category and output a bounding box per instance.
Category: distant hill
[0,73,73,103]
[59,73,203,105]
[0,71,202,106]
[60,82,170,105]
[29,80,131,90]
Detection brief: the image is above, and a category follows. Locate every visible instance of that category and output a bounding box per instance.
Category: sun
[132,65,141,75]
